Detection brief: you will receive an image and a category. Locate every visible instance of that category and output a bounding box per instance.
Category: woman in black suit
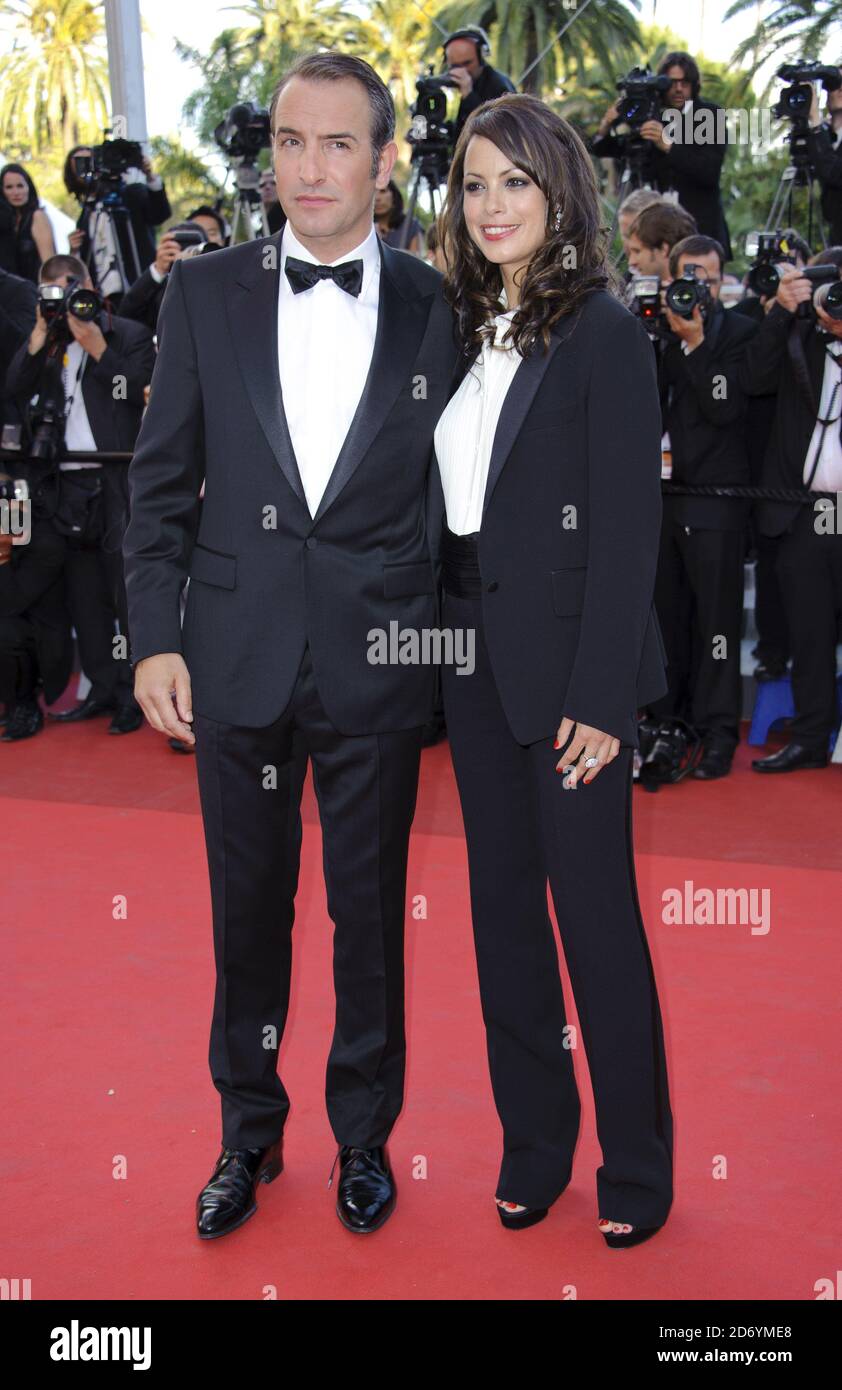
[432,93,674,1247]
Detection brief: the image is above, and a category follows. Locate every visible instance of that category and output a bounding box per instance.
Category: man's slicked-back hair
[269,52,395,179]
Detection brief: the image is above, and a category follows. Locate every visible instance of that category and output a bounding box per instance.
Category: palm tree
[430,0,642,95]
[725,0,842,94]
[0,0,110,155]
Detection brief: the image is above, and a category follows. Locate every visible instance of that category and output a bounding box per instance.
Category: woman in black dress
[0,164,56,282]
[432,94,674,1248]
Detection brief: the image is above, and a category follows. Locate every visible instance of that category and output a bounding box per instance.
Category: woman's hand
[554,717,620,786]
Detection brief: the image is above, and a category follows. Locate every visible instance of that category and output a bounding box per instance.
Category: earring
[553,206,562,232]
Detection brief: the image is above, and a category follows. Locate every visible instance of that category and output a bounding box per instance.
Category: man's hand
[597,100,620,136]
[774,265,814,314]
[67,312,107,360]
[154,234,182,277]
[27,303,48,354]
[640,118,671,152]
[68,229,85,253]
[664,301,705,348]
[554,717,620,787]
[448,66,474,97]
[134,652,195,746]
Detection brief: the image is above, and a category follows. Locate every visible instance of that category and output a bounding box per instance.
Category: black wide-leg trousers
[193,643,424,1151]
[441,589,674,1224]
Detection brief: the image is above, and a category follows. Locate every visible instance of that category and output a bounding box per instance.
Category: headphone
[442,25,491,66]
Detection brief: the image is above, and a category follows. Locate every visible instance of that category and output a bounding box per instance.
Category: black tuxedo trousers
[194,642,423,1150]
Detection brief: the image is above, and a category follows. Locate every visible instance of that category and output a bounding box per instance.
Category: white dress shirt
[434,288,521,535]
[803,338,842,492]
[59,339,99,470]
[277,220,381,517]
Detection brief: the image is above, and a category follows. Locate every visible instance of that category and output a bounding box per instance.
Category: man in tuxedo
[122,51,460,1238]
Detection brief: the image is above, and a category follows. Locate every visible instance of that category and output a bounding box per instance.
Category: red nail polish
[553,737,560,748]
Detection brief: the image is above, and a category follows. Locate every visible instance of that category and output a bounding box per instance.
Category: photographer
[740,253,842,773]
[0,472,73,741]
[647,235,759,780]
[591,51,732,258]
[805,81,842,247]
[5,254,155,733]
[63,146,172,303]
[626,200,697,281]
[119,221,215,335]
[444,26,516,147]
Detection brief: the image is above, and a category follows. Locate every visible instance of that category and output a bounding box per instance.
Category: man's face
[675,250,722,301]
[827,89,842,122]
[445,39,482,81]
[191,214,223,246]
[258,172,277,205]
[271,75,397,258]
[42,271,94,293]
[627,235,668,278]
[663,65,692,110]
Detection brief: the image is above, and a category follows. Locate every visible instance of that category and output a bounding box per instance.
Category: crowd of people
[1,39,841,783]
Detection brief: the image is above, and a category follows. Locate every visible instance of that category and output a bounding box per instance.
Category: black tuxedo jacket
[122,230,461,733]
[657,301,758,529]
[739,302,840,537]
[429,289,668,748]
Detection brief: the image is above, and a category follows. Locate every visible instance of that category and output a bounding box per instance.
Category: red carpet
[2,716,840,1300]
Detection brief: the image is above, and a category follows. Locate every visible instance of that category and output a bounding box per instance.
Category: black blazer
[6,311,155,451]
[739,302,838,537]
[429,290,668,749]
[122,230,461,733]
[658,300,758,529]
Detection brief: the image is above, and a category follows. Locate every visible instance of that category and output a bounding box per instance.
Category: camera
[615,67,673,130]
[745,230,801,297]
[773,62,842,127]
[406,70,458,167]
[38,278,101,331]
[664,265,713,320]
[632,276,665,335]
[213,102,272,164]
[74,138,145,189]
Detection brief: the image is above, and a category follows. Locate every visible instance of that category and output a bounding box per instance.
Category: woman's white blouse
[434,295,522,536]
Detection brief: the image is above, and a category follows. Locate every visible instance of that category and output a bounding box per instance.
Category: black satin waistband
[441,522,482,597]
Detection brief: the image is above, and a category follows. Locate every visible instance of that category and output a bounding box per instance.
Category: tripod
[80,186,143,296]
[228,162,270,243]
[400,143,451,251]
[603,133,658,264]
[765,129,827,248]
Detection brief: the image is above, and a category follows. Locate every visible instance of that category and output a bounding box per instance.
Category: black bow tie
[284,255,364,298]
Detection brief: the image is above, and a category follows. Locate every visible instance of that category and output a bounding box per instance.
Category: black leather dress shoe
[195,1138,283,1239]
[108,700,144,734]
[49,693,116,722]
[693,743,734,780]
[752,742,828,773]
[0,695,44,741]
[332,1145,396,1233]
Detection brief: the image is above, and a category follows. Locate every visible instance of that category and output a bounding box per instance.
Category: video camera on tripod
[614,66,673,131]
[214,102,272,241]
[766,61,842,245]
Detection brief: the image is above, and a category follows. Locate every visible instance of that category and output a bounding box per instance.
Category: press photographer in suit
[740,252,842,772]
[6,254,155,733]
[123,52,461,1239]
[649,235,758,779]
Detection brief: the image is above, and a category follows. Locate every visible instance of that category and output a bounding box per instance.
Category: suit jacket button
[486,580,498,592]
[306,537,318,549]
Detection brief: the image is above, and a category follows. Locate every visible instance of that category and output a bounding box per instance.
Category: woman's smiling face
[460,134,549,273]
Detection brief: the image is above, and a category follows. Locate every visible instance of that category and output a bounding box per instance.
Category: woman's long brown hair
[440,93,622,360]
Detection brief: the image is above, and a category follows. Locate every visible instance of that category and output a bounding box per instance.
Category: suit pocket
[520,401,579,435]
[383,560,435,598]
[189,541,237,589]
[551,566,587,617]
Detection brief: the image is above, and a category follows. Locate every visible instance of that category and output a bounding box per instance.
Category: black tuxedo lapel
[481,313,581,521]
[228,231,436,520]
